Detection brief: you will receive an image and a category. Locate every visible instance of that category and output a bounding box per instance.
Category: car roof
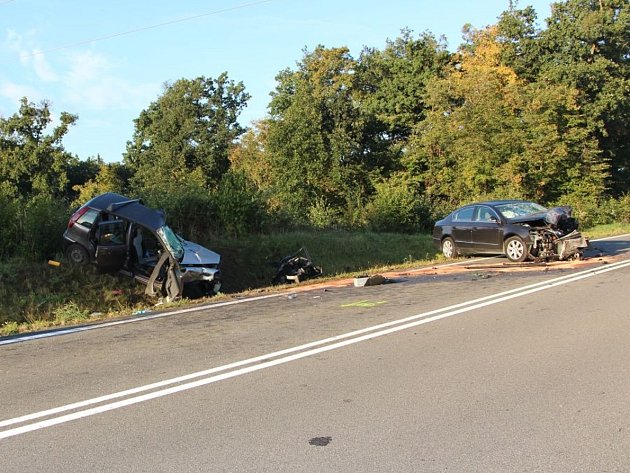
[474,200,532,206]
[84,193,166,232]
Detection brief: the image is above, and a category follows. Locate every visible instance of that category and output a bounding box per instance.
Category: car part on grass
[272,247,322,284]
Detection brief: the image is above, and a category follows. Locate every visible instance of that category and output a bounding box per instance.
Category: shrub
[0,194,19,258]
[214,170,267,237]
[364,175,431,233]
[143,186,218,242]
[20,195,72,260]
[52,301,90,324]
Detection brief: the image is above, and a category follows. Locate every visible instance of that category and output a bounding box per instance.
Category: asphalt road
[1,236,630,472]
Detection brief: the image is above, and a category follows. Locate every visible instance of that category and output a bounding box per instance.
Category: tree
[71,161,131,206]
[355,29,450,169]
[0,97,77,199]
[495,0,630,197]
[406,26,607,208]
[266,46,367,224]
[124,74,250,197]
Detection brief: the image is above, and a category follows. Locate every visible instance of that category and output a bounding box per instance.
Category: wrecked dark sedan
[432,200,588,262]
[62,193,221,300]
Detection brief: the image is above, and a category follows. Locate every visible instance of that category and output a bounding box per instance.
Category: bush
[0,195,70,261]
[214,171,267,237]
[555,194,630,229]
[143,187,218,242]
[0,194,19,259]
[20,195,72,260]
[364,175,431,233]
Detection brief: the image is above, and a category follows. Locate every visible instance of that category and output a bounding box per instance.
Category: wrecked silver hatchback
[63,193,221,300]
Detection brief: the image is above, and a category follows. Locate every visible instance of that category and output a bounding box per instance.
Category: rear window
[76,209,99,228]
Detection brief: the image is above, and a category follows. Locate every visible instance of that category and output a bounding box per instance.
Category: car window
[75,208,99,228]
[474,206,498,222]
[453,207,474,222]
[98,221,126,246]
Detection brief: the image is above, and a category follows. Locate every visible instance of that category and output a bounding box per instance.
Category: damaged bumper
[529,228,589,261]
[555,230,589,260]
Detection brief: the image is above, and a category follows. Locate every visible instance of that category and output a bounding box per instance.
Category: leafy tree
[495,0,628,206]
[124,74,250,196]
[355,29,450,169]
[407,26,607,208]
[0,97,77,199]
[71,162,131,207]
[495,2,543,80]
[229,120,274,193]
[515,0,630,195]
[267,46,368,224]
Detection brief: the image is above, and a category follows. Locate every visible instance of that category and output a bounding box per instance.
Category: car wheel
[441,237,457,259]
[65,244,89,265]
[504,236,528,262]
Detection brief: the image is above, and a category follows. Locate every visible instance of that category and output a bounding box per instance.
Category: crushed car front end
[509,206,589,261]
[179,240,222,296]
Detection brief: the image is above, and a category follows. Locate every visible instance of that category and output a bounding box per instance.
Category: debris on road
[353,274,386,287]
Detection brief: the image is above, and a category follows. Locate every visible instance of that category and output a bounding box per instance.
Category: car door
[451,206,474,249]
[470,205,502,252]
[95,220,128,270]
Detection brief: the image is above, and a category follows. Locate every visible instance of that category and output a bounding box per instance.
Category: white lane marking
[2,234,628,347]
[3,257,627,429]
[0,293,284,346]
[2,258,630,440]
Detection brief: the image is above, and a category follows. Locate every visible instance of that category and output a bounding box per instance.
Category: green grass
[213,230,436,292]
[582,223,630,240]
[1,223,629,336]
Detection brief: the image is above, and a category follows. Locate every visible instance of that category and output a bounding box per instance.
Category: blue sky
[1,0,553,163]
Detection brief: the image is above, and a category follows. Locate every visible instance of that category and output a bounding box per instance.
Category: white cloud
[5,30,58,82]
[62,50,159,111]
[0,81,40,103]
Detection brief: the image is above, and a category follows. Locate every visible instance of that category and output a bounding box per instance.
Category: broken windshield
[157,225,185,261]
[495,202,547,218]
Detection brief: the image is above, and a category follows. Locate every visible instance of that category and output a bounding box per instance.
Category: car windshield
[495,202,547,218]
[157,225,185,260]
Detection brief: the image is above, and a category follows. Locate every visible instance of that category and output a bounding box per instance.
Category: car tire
[504,236,528,262]
[65,244,89,265]
[441,237,458,259]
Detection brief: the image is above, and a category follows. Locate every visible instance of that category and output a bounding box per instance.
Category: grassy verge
[1,224,629,336]
[581,223,630,240]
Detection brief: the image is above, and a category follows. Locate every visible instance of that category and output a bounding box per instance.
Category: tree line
[1,0,629,260]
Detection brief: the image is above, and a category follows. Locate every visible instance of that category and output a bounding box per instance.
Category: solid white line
[2,258,630,440]
[0,293,285,346]
[2,234,628,346]
[3,258,628,429]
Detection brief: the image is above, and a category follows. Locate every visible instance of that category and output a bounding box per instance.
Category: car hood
[508,206,575,230]
[508,210,549,225]
[180,240,220,266]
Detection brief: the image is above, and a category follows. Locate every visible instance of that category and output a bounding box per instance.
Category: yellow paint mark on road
[341,300,387,308]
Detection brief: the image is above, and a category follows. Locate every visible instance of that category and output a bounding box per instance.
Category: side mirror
[489,215,500,223]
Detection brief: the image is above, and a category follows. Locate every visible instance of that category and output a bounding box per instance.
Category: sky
[1,0,554,163]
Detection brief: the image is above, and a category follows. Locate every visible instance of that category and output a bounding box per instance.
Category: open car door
[144,251,183,301]
[95,220,127,270]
